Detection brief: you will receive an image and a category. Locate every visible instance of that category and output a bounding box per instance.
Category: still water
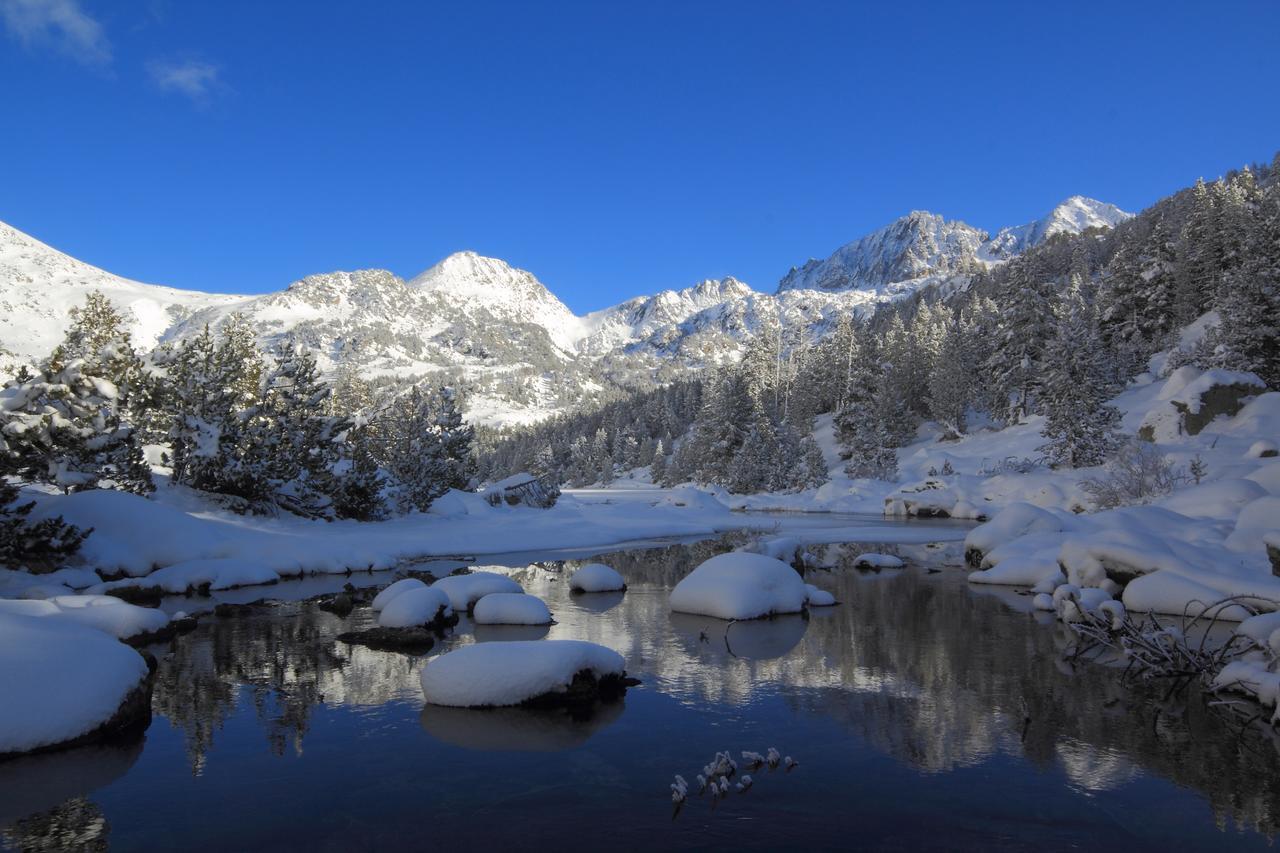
[2,530,1277,851]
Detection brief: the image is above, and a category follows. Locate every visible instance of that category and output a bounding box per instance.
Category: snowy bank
[670,552,808,620]
[419,640,628,708]
[0,614,152,756]
[0,594,169,642]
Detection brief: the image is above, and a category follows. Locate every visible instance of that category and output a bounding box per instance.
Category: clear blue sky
[2,1,1278,312]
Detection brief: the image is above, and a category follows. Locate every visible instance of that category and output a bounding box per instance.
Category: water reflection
[419,701,624,752]
[4,533,1280,849]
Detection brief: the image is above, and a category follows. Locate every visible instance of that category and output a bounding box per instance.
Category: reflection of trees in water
[786,571,1280,834]
[1,797,109,852]
[153,604,412,771]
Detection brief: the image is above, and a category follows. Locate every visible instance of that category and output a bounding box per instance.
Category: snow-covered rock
[371,578,428,612]
[853,553,904,569]
[804,583,837,606]
[419,640,627,707]
[0,613,152,755]
[670,552,808,620]
[431,572,523,611]
[377,586,453,629]
[472,593,552,625]
[569,563,626,593]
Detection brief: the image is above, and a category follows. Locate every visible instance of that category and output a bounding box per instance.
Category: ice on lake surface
[2,519,1278,851]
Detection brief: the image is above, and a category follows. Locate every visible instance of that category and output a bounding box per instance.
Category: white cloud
[148,58,221,101]
[0,0,110,64]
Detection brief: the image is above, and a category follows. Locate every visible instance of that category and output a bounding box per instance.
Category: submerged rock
[336,626,438,654]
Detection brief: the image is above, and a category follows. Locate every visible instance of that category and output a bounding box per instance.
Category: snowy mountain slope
[777,211,988,294]
[980,197,1132,261]
[0,191,1130,425]
[777,197,1133,295]
[0,221,247,365]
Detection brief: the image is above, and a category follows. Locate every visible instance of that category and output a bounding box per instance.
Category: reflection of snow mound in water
[419,698,624,752]
[471,622,551,643]
[670,552,807,620]
[571,589,626,615]
[0,739,143,826]
[668,611,809,661]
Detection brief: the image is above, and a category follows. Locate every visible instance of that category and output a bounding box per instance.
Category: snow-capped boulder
[432,571,522,611]
[0,613,153,756]
[472,593,552,625]
[804,584,836,606]
[377,586,453,629]
[569,563,626,593]
[1248,440,1279,459]
[965,503,1071,568]
[419,640,629,708]
[1138,369,1266,440]
[371,578,428,612]
[670,552,807,620]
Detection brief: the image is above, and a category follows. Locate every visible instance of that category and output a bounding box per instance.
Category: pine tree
[926,310,974,437]
[1211,182,1280,386]
[431,386,476,490]
[0,478,92,571]
[1038,276,1121,468]
[649,438,667,483]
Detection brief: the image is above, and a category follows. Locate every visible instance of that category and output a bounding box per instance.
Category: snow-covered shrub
[1081,440,1186,509]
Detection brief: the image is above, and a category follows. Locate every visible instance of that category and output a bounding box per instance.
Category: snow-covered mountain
[778,211,989,294]
[776,197,1133,295]
[981,196,1132,260]
[0,194,1131,425]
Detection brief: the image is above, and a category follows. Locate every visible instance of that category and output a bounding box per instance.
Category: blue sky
[2,1,1278,313]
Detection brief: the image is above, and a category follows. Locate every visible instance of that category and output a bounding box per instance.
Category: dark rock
[337,627,436,654]
[104,586,163,607]
[965,547,985,569]
[518,670,639,710]
[1268,543,1280,578]
[318,593,355,617]
[1171,381,1263,436]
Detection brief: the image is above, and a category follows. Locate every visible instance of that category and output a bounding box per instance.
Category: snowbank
[419,640,626,707]
[0,595,169,642]
[472,593,552,625]
[93,558,280,596]
[569,563,626,593]
[0,613,151,754]
[377,586,453,629]
[804,583,836,606]
[669,552,807,620]
[432,572,523,611]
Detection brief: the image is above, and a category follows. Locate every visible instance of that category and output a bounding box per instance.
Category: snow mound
[0,613,151,754]
[569,563,626,593]
[669,552,807,620]
[0,594,168,641]
[804,584,837,606]
[472,593,552,625]
[1248,440,1279,459]
[656,486,728,512]
[432,572,523,611]
[420,640,625,707]
[377,586,453,629]
[372,578,427,612]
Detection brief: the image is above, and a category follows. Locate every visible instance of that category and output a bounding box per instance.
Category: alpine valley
[0,197,1130,427]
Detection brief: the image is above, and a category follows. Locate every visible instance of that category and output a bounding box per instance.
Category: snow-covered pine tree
[649,438,667,483]
[987,257,1055,422]
[327,422,386,521]
[1211,178,1280,386]
[926,308,975,438]
[0,477,92,570]
[377,386,449,514]
[1,299,155,496]
[1038,276,1121,468]
[430,386,477,490]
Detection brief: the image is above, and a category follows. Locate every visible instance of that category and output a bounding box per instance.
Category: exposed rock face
[1268,542,1280,578]
[1173,382,1264,436]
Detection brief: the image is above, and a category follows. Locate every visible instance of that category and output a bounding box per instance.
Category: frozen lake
[1,518,1276,851]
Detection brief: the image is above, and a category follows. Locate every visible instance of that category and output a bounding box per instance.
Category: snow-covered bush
[1081,440,1186,509]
